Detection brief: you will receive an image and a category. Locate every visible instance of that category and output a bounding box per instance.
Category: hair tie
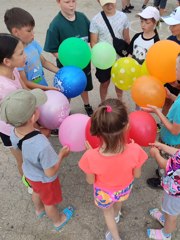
[106,105,112,112]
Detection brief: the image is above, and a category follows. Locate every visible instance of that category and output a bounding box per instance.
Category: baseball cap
[161,7,180,25]
[99,0,116,7]
[137,6,160,22]
[0,89,47,127]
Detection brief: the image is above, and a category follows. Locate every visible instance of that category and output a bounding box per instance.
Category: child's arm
[40,55,59,73]
[19,71,59,91]
[44,146,70,177]
[133,168,142,178]
[123,28,130,44]
[150,147,167,169]
[85,173,95,184]
[149,141,178,155]
[90,33,99,48]
[141,104,180,135]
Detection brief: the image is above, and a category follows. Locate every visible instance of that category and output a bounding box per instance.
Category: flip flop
[54,206,74,232]
[36,210,46,219]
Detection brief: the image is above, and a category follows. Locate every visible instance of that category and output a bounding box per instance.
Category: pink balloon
[59,114,90,152]
[38,90,70,130]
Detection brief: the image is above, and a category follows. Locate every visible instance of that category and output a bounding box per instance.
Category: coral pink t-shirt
[79,143,148,191]
[0,68,23,135]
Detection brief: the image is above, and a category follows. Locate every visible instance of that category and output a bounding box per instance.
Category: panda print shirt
[128,32,160,65]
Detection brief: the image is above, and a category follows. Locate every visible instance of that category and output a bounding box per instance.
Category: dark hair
[91,98,129,153]
[4,7,35,32]
[0,33,20,63]
[140,17,159,34]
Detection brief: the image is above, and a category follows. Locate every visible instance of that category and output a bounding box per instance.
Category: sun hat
[137,6,160,22]
[161,7,180,25]
[0,89,47,127]
[99,0,116,7]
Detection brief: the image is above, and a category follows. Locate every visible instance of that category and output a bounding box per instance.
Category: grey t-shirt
[10,129,59,183]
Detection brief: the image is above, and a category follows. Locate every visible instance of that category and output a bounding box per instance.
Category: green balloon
[91,42,116,70]
[58,37,91,69]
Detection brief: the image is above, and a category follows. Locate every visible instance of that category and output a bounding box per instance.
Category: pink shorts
[94,182,133,209]
[27,177,62,206]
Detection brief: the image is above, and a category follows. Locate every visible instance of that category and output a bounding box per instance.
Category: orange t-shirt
[79,143,148,191]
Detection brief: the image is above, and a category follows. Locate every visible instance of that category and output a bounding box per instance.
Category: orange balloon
[131,76,166,108]
[146,40,180,83]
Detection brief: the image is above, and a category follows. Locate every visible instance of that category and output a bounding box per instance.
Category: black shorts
[0,132,12,147]
[165,83,180,96]
[95,67,111,83]
[83,63,93,91]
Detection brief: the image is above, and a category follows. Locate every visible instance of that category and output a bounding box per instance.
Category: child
[90,0,130,102]
[79,98,148,240]
[142,53,180,189]
[147,141,180,240]
[0,89,74,231]
[44,0,93,116]
[161,6,180,115]
[128,6,160,65]
[4,7,59,92]
[0,33,26,177]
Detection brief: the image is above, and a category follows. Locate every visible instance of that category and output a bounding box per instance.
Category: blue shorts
[162,191,180,216]
[94,182,133,209]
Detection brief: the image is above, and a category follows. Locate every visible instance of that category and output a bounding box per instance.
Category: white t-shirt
[90,10,129,44]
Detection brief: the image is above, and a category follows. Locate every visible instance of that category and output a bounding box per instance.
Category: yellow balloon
[140,61,149,76]
[111,57,141,90]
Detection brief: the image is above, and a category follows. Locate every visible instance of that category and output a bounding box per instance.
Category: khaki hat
[0,89,47,127]
[99,0,116,7]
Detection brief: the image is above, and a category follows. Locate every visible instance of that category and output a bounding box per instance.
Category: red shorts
[26,177,62,206]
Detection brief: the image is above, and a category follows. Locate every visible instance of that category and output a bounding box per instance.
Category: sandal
[54,206,74,232]
[147,229,171,240]
[149,208,165,226]
[36,210,46,219]
[114,211,122,223]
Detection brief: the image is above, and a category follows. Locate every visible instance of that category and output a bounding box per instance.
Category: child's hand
[59,145,70,159]
[141,104,159,114]
[150,147,160,158]
[49,86,60,91]
[149,141,162,149]
[165,87,172,99]
[85,141,92,150]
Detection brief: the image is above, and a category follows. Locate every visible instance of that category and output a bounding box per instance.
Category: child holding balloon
[128,6,160,65]
[0,89,74,232]
[142,53,180,189]
[4,7,59,91]
[79,98,148,240]
[44,0,93,117]
[90,0,130,102]
[147,141,180,240]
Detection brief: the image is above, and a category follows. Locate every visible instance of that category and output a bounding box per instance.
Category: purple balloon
[59,114,90,152]
[38,90,70,130]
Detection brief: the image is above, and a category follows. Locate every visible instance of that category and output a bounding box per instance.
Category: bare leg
[32,191,45,215]
[115,87,123,100]
[44,204,66,227]
[114,202,122,218]
[10,148,23,176]
[143,0,149,4]
[81,91,89,105]
[100,80,110,102]
[121,0,127,9]
[103,205,121,240]
[163,213,177,234]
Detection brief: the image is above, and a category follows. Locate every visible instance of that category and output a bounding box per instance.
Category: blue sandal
[37,211,46,219]
[54,206,74,232]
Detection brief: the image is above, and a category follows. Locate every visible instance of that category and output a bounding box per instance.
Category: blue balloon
[54,66,87,98]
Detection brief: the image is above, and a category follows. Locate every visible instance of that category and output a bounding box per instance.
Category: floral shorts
[94,182,133,209]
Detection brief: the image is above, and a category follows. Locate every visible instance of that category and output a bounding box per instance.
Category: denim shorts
[162,191,180,216]
[94,182,133,209]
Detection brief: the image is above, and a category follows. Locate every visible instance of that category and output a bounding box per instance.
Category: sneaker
[146,177,163,189]
[84,104,93,117]
[142,4,146,9]
[149,208,165,226]
[51,129,59,136]
[127,4,134,10]
[147,229,171,240]
[122,7,131,13]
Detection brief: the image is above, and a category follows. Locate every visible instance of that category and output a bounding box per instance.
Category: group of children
[0,0,180,240]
